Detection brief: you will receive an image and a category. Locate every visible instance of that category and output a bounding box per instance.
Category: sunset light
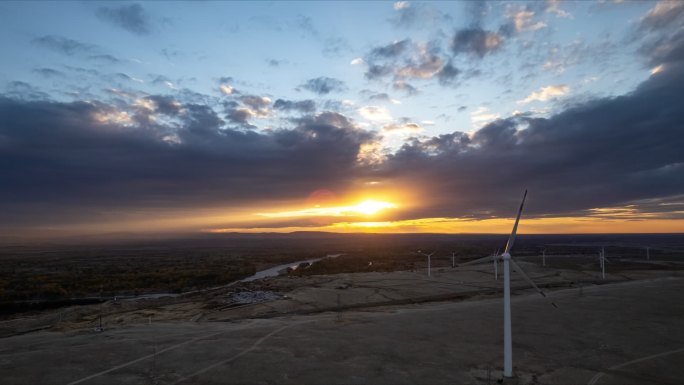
[257,199,397,218]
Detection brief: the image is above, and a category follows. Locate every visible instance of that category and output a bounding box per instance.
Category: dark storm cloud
[300,77,347,95]
[450,28,505,58]
[32,35,98,56]
[96,3,151,36]
[379,60,684,219]
[273,99,316,113]
[0,97,377,228]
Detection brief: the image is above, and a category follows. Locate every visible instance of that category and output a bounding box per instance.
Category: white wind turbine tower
[460,190,557,378]
[417,250,436,277]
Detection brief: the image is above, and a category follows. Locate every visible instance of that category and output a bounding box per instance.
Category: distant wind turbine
[599,247,610,279]
[460,190,557,378]
[417,250,436,277]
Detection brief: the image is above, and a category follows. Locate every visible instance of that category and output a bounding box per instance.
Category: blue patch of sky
[0,1,659,145]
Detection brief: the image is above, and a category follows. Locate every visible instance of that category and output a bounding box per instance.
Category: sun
[350,199,397,215]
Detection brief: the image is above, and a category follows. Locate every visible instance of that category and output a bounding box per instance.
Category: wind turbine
[451,251,456,268]
[492,249,501,280]
[598,247,610,279]
[460,190,557,378]
[417,250,436,277]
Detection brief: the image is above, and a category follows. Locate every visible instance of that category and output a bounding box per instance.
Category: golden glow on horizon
[256,199,398,218]
[208,215,684,234]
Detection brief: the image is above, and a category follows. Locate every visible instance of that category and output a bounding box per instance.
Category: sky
[1,1,684,238]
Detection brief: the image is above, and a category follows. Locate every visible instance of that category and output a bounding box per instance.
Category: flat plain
[1,233,683,384]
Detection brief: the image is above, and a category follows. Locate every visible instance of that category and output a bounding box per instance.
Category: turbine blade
[510,258,558,308]
[504,190,528,255]
[459,255,496,266]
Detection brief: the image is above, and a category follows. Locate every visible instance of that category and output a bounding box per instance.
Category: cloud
[295,14,319,37]
[0,97,379,230]
[32,68,65,78]
[545,0,572,19]
[219,84,235,95]
[390,2,445,28]
[450,28,505,58]
[640,1,684,32]
[470,107,501,127]
[32,35,98,56]
[519,85,569,103]
[273,99,316,113]
[393,80,419,95]
[508,9,547,32]
[240,95,272,110]
[436,61,459,85]
[641,31,684,67]
[378,59,684,219]
[358,106,393,122]
[300,77,347,94]
[365,64,394,80]
[394,2,410,11]
[96,3,151,35]
[383,120,423,134]
[364,92,401,104]
[224,106,256,128]
[88,54,122,64]
[266,58,284,67]
[3,81,49,100]
[396,52,444,79]
[369,39,411,59]
[362,39,458,88]
[322,36,351,58]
